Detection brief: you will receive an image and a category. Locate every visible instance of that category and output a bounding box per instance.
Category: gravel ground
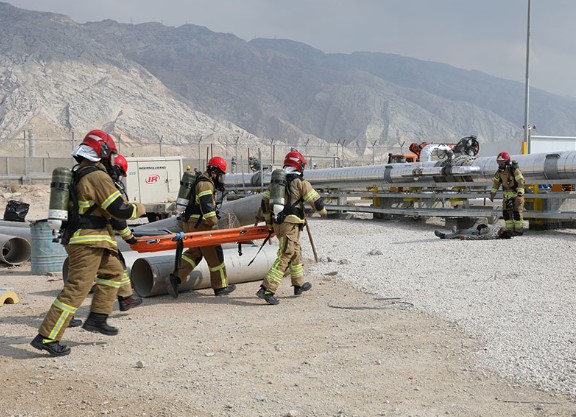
[307,216,576,398]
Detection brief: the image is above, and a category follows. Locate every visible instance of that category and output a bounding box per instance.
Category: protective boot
[167,274,180,299]
[69,316,83,327]
[30,334,71,357]
[256,286,279,305]
[214,284,236,296]
[434,230,446,239]
[118,293,143,311]
[82,312,119,336]
[294,282,312,296]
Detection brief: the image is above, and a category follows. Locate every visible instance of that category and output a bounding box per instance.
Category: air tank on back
[47,167,72,230]
[175,170,197,213]
[269,169,286,223]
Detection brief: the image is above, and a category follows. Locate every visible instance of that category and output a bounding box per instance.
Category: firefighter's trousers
[38,245,124,341]
[502,191,524,232]
[178,222,229,290]
[115,251,133,298]
[263,222,305,293]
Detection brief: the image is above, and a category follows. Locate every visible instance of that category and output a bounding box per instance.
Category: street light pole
[523,0,532,154]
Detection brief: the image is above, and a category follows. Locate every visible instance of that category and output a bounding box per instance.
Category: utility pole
[159,135,163,157]
[372,140,378,165]
[523,0,532,154]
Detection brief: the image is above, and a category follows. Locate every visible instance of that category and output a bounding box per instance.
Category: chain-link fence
[1,133,406,172]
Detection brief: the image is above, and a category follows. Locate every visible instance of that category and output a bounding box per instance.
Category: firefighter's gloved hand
[489,193,495,202]
[126,237,138,245]
[318,208,327,217]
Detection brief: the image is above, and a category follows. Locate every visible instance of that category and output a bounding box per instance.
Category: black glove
[126,237,137,245]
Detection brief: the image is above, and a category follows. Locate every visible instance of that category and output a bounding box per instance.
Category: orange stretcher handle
[129,225,273,253]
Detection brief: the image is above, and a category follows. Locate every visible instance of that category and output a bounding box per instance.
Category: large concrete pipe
[130,243,278,297]
[0,224,31,241]
[0,234,31,266]
[0,220,30,228]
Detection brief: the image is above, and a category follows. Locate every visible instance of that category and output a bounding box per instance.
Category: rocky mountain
[2,2,576,158]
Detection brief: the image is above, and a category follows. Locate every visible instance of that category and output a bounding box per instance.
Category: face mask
[213,172,226,191]
[498,163,507,171]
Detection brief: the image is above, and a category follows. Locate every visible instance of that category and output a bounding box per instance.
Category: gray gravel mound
[306,216,576,398]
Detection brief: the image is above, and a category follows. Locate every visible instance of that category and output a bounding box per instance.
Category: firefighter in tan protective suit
[30,130,146,357]
[67,154,142,328]
[256,150,327,305]
[167,156,236,298]
[489,152,525,235]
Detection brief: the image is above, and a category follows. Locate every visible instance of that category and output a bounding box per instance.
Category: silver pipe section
[0,234,31,265]
[419,144,453,162]
[224,151,576,188]
[130,243,278,297]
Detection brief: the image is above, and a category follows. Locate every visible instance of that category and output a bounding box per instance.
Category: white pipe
[0,234,31,265]
[130,243,278,297]
[419,144,454,162]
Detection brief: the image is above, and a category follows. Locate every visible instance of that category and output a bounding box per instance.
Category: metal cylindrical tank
[30,219,67,274]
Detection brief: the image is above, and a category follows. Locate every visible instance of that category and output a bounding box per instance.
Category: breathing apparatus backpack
[269,169,304,224]
[180,172,211,224]
[55,164,108,245]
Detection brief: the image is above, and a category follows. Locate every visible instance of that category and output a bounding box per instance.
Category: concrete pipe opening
[0,234,31,266]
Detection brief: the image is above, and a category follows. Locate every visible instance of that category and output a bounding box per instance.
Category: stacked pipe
[0,220,32,266]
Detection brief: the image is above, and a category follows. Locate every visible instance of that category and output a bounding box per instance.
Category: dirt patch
[1,266,575,417]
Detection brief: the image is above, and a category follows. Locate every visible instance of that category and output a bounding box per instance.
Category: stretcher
[130,225,273,253]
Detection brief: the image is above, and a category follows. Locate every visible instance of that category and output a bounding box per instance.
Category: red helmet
[207,156,227,174]
[113,154,128,177]
[82,130,117,159]
[284,150,306,172]
[496,152,511,164]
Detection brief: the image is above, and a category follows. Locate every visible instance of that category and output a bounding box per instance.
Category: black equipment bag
[3,200,30,222]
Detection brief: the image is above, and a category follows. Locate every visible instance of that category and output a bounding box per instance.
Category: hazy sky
[7,0,576,99]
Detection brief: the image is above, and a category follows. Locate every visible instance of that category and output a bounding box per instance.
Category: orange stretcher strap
[130,225,273,253]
